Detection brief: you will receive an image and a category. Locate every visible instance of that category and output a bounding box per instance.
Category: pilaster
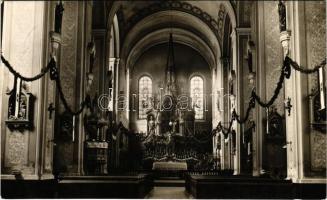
[0,1,50,179]
[235,27,251,175]
[252,1,265,176]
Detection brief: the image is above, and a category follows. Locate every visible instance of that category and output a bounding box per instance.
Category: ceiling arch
[104,1,237,70]
[126,28,216,74]
[121,10,220,67]
[105,1,237,45]
[118,1,222,42]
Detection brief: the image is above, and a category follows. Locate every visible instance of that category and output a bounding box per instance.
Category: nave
[0,0,326,199]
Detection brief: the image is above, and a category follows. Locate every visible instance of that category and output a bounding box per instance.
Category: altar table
[152,161,187,171]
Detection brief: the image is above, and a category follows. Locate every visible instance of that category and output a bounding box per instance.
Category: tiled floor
[145,186,193,199]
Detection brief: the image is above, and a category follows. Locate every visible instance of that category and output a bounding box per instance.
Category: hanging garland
[1,55,55,82]
[233,96,255,124]
[286,56,326,74]
[48,62,90,116]
[251,60,288,108]
[1,55,90,116]
[0,46,326,122]
[217,118,235,138]
[216,56,326,135]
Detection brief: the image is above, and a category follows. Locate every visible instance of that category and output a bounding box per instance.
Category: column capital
[108,57,116,71]
[115,58,120,65]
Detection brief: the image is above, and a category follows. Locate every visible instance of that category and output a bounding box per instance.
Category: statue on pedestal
[278,0,287,32]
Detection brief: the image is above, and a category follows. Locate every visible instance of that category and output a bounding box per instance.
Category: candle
[318,68,325,110]
[159,87,163,110]
[108,88,113,111]
[14,78,22,119]
[266,108,269,134]
[242,132,245,144]
[72,116,75,142]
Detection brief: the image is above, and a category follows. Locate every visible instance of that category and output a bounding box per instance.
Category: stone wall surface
[305,1,326,173]
[238,1,252,27]
[1,1,45,175]
[59,1,78,113]
[263,1,284,115]
[55,1,80,174]
[240,36,253,130]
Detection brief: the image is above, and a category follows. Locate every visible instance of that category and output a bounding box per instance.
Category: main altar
[139,34,213,173]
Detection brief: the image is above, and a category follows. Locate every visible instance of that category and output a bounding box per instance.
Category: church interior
[0,0,326,199]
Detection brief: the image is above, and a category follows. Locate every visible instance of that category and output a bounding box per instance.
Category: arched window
[138,76,152,119]
[190,76,204,119]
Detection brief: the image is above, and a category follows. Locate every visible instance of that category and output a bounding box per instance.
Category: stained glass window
[190,76,204,119]
[138,76,152,119]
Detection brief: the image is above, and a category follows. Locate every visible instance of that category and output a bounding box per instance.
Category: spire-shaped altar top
[165,33,177,96]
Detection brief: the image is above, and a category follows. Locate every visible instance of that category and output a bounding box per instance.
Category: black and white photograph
[0,0,326,199]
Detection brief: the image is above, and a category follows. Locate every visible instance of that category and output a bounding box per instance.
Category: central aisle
[145,187,193,199]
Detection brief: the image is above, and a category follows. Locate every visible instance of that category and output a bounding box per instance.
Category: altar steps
[154,177,185,187]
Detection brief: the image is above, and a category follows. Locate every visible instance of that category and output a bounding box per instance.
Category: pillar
[286,1,326,183]
[0,1,53,179]
[236,27,252,175]
[252,1,265,176]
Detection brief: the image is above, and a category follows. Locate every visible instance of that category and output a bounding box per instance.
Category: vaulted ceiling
[115,1,233,44]
[92,1,253,68]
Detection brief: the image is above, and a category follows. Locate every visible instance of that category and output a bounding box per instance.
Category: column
[280,4,295,179]
[108,57,120,123]
[220,133,225,170]
[215,58,224,127]
[252,1,265,176]
[108,57,115,120]
[126,67,130,124]
[114,58,120,122]
[54,1,91,176]
[235,27,252,175]
[0,1,50,179]
[286,1,326,183]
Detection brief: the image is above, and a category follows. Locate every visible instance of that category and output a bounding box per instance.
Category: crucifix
[47,103,55,119]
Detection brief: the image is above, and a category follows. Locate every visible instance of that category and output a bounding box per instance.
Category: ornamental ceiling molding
[121,10,220,64]
[117,1,227,44]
